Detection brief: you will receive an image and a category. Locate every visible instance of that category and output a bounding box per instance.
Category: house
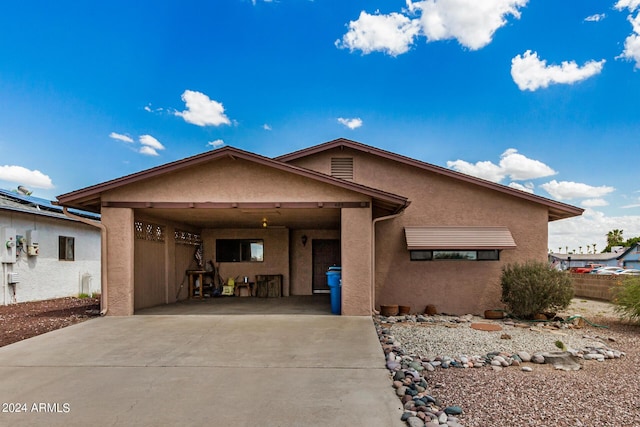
[618,243,640,269]
[550,244,640,270]
[0,189,102,305]
[56,138,583,316]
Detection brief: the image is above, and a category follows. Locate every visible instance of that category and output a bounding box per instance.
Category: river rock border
[374,313,625,427]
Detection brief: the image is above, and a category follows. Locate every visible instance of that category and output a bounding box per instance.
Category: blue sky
[1,0,639,253]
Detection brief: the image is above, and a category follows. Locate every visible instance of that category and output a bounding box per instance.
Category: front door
[312,239,340,294]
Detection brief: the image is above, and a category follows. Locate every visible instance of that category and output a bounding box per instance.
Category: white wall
[0,210,101,305]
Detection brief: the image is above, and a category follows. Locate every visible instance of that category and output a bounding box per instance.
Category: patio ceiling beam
[101,201,371,209]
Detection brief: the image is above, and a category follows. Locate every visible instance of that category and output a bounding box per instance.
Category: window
[59,236,75,261]
[410,250,432,261]
[216,239,264,262]
[409,249,500,261]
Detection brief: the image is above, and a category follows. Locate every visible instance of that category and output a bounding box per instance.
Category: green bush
[612,276,640,322]
[500,261,574,319]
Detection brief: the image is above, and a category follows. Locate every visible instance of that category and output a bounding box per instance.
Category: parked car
[573,263,604,274]
[593,266,624,275]
[617,269,640,276]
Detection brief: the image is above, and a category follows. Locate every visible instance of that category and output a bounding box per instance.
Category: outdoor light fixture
[262,218,268,228]
[301,235,308,246]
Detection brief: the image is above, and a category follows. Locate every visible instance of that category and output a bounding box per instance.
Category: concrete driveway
[0,314,404,427]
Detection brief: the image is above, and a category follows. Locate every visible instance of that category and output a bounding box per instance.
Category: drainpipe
[371,210,405,314]
[62,207,108,316]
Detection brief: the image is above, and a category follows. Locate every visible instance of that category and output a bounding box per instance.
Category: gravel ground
[383,299,640,427]
[0,297,100,347]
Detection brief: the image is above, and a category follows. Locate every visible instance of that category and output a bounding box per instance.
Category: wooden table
[186,270,208,299]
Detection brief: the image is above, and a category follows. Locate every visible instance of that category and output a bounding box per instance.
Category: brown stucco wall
[202,228,290,295]
[101,207,135,315]
[341,207,373,315]
[101,158,367,204]
[288,147,550,315]
[290,229,340,295]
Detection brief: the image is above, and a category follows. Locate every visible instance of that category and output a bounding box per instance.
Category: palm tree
[579,246,582,254]
[593,243,597,254]
[606,229,624,248]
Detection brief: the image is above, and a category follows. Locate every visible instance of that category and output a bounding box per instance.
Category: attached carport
[57,146,408,316]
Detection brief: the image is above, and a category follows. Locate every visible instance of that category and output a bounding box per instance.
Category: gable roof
[56,145,410,215]
[276,138,583,222]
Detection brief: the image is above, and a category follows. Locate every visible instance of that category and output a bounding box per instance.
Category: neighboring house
[56,138,583,316]
[550,244,640,270]
[618,243,640,269]
[0,189,101,305]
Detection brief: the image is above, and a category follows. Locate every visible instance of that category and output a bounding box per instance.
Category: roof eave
[56,145,409,214]
[277,138,584,222]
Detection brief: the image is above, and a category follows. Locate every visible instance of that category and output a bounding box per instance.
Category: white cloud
[263,124,272,131]
[174,90,231,126]
[144,103,164,113]
[337,1,527,55]
[207,139,225,148]
[584,13,605,22]
[498,148,556,180]
[508,182,534,193]
[407,0,528,50]
[335,11,421,56]
[540,180,615,200]
[511,50,605,91]
[549,208,640,253]
[139,134,165,151]
[617,13,640,68]
[615,0,640,12]
[447,159,505,182]
[109,132,134,143]
[447,148,555,183]
[0,165,54,189]
[139,146,159,156]
[337,117,363,129]
[582,198,609,207]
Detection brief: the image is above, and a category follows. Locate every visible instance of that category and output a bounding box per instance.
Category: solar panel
[0,189,100,219]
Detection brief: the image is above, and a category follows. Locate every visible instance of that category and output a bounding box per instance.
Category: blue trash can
[326,266,342,315]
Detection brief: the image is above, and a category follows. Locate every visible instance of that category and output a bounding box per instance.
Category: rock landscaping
[375,311,627,427]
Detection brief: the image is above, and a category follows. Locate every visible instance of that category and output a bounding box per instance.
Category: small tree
[612,276,640,323]
[501,261,574,319]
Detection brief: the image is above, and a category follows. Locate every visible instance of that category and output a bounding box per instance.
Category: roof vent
[331,157,353,180]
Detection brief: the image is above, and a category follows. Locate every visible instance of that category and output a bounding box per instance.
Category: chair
[221,278,235,296]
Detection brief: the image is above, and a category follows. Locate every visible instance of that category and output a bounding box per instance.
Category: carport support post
[340,206,372,315]
[102,207,135,315]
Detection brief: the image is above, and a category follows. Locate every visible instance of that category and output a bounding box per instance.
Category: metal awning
[404,226,517,250]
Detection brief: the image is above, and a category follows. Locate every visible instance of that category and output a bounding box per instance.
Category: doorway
[312,239,340,294]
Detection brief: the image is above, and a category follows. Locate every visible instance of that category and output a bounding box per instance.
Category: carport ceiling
[138,207,341,230]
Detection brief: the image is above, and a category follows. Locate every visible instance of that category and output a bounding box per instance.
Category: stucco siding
[102,207,135,315]
[341,207,372,315]
[0,211,101,305]
[289,147,550,315]
[102,158,368,204]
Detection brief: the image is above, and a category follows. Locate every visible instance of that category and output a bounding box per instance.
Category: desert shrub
[500,260,573,319]
[612,276,640,322]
